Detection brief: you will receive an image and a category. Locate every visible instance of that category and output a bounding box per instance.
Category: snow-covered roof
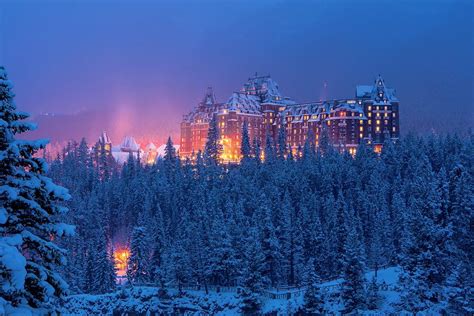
[112,150,141,165]
[184,74,298,124]
[201,87,216,106]
[281,101,328,119]
[334,102,365,114]
[240,74,295,105]
[119,136,140,152]
[356,75,398,103]
[225,92,261,114]
[280,99,366,122]
[98,131,112,144]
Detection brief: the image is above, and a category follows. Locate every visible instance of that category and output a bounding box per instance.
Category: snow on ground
[60,266,443,315]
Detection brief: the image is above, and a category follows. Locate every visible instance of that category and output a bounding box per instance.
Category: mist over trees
[48,125,473,314]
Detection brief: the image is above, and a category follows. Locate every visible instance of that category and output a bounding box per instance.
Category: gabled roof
[356,75,398,102]
[226,92,261,114]
[98,131,112,144]
[240,74,295,105]
[120,136,140,152]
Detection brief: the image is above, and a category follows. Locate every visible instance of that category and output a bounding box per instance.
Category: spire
[201,86,216,106]
[99,130,111,145]
[375,74,385,88]
[373,75,388,101]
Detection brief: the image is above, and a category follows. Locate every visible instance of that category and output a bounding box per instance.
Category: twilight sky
[0,0,472,145]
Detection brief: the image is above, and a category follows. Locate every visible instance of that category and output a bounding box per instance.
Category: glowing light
[114,248,130,277]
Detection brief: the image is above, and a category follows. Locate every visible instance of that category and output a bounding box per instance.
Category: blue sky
[0,0,472,142]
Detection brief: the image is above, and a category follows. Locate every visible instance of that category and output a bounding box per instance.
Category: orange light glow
[374,144,383,154]
[114,248,130,277]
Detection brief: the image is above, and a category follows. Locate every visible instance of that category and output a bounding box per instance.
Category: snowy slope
[61,266,451,315]
[61,267,411,315]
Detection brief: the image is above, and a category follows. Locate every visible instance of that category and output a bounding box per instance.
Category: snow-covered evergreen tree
[204,114,221,164]
[127,214,151,285]
[341,223,366,313]
[277,123,287,159]
[241,121,252,161]
[238,229,265,315]
[92,231,116,294]
[0,66,74,312]
[302,259,325,315]
[366,275,381,310]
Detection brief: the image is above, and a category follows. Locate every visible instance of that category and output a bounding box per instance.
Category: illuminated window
[384,106,388,110]
[384,120,388,125]
[393,113,396,117]
[368,106,372,111]
[376,126,380,132]
[368,112,372,117]
[384,113,388,117]
[327,120,331,125]
[369,120,372,125]
[393,127,396,132]
[359,133,363,138]
[376,120,380,125]
[360,126,363,131]
[359,120,363,124]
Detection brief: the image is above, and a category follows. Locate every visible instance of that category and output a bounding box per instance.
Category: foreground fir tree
[0,66,74,313]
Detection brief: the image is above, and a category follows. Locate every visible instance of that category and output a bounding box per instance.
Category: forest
[50,124,473,314]
[1,65,472,314]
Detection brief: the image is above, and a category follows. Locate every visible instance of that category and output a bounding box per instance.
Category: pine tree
[164,136,177,162]
[241,121,252,161]
[127,214,151,285]
[277,124,287,159]
[238,229,265,315]
[0,66,74,312]
[264,132,276,163]
[149,205,167,288]
[259,202,281,287]
[204,114,221,164]
[341,224,366,313]
[253,137,261,163]
[92,231,116,294]
[302,259,325,315]
[398,155,452,312]
[366,275,381,310]
[207,208,239,286]
[445,262,474,314]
